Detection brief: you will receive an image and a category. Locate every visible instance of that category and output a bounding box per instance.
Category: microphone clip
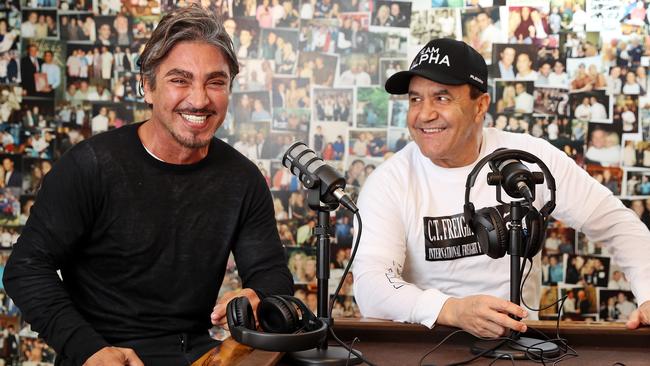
[307,186,340,212]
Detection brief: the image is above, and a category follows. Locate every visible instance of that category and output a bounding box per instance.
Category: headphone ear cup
[227,296,256,331]
[524,211,545,259]
[472,207,508,259]
[258,295,300,334]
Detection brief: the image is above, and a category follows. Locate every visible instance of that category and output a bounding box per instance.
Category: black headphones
[463,149,556,260]
[226,295,328,352]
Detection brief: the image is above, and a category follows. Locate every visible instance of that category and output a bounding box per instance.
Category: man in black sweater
[3,5,293,366]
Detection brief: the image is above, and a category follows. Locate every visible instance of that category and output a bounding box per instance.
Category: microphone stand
[288,188,362,365]
[471,198,560,360]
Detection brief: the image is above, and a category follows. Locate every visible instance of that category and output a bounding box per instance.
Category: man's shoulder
[210,138,261,175]
[484,127,553,152]
[365,143,415,181]
[77,123,139,154]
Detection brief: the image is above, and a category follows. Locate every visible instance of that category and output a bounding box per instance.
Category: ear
[142,77,153,105]
[474,92,491,124]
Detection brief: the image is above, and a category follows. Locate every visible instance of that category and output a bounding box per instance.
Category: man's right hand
[437,295,528,338]
[83,347,144,366]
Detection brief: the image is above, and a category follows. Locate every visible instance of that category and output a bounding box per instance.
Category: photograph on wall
[543,218,576,256]
[586,164,622,196]
[312,87,353,124]
[460,6,503,63]
[613,94,639,133]
[493,80,534,114]
[542,253,564,285]
[491,43,538,80]
[409,7,460,45]
[309,121,347,161]
[559,285,598,320]
[585,120,623,167]
[599,289,637,322]
[538,285,559,319]
[623,168,650,197]
[356,86,390,129]
[564,254,610,287]
[621,198,650,229]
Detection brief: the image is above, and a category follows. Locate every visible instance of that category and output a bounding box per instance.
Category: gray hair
[137,4,239,92]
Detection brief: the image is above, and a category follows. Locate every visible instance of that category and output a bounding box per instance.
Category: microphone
[282,141,358,213]
[489,158,544,202]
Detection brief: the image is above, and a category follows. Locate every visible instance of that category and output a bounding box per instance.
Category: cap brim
[385,69,467,95]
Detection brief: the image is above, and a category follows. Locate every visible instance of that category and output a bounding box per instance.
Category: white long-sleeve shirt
[353,128,650,327]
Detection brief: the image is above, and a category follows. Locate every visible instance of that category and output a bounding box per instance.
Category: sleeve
[2,143,109,366]
[232,169,294,299]
[538,139,650,305]
[352,167,450,328]
[51,66,61,89]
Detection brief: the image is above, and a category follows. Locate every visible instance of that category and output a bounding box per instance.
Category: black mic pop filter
[282,141,358,213]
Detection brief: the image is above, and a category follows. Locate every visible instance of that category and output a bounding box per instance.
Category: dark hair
[469,84,484,100]
[137,4,239,92]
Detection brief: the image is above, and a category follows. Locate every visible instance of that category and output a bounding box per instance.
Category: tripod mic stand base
[470,336,560,360]
[288,345,362,365]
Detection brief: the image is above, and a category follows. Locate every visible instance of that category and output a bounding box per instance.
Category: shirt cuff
[63,326,110,366]
[410,289,450,328]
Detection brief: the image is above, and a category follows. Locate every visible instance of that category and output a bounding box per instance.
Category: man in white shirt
[607,66,623,95]
[569,3,588,34]
[91,106,109,135]
[100,46,114,80]
[589,96,608,121]
[41,51,61,92]
[66,50,81,78]
[338,60,371,86]
[514,82,534,113]
[608,271,631,290]
[477,12,500,57]
[353,38,650,339]
[563,291,577,313]
[621,105,637,132]
[617,293,637,321]
[574,97,591,121]
[547,60,569,86]
[515,53,538,81]
[20,12,38,39]
[31,131,49,155]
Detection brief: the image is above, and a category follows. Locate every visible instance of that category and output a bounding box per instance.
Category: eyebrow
[164,69,230,80]
[408,89,452,97]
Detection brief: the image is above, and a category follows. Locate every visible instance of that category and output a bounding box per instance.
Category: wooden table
[193,319,650,365]
[191,338,283,366]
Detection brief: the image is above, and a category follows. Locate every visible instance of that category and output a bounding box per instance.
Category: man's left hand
[626,300,650,329]
[210,288,260,329]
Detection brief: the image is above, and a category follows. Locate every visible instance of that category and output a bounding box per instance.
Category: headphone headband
[464,149,556,218]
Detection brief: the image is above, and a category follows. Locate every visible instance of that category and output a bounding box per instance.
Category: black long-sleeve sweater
[3,123,293,365]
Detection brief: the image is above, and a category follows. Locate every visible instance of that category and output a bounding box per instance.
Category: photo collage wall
[1,0,650,362]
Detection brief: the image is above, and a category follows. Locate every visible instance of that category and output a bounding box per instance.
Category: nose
[187,83,209,109]
[418,98,439,123]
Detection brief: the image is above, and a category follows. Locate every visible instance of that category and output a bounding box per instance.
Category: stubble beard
[164,119,218,149]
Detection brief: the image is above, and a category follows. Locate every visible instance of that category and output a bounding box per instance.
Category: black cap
[385,38,488,94]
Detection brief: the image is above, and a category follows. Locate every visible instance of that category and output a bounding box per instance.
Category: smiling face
[501,47,515,67]
[406,76,489,168]
[143,41,231,155]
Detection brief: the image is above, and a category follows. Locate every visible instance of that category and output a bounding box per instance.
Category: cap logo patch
[411,46,450,69]
[469,74,483,84]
